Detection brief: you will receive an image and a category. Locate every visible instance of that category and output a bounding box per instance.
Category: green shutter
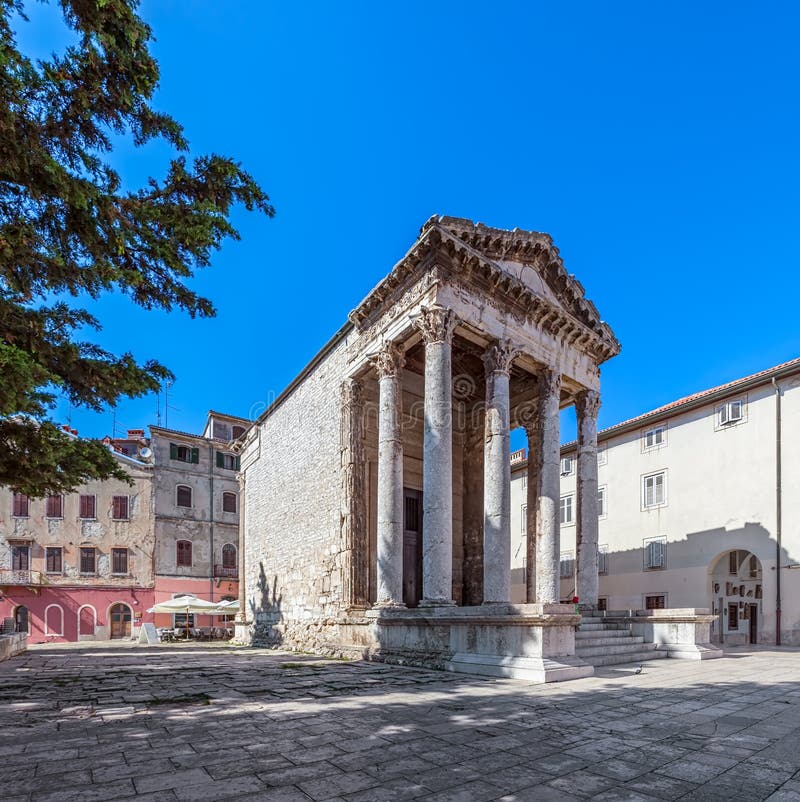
[170,443,178,460]
[234,455,241,471]
[216,450,224,468]
[191,447,199,464]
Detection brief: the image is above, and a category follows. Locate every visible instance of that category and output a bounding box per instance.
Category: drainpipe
[772,377,782,646]
[209,442,215,619]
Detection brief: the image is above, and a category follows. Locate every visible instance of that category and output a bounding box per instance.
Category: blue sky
[14,2,800,444]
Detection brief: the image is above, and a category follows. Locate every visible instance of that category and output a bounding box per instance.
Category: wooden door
[749,604,758,644]
[109,604,131,639]
[402,490,423,608]
[14,606,28,633]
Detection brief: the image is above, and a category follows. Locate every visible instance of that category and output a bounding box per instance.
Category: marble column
[233,469,250,644]
[535,368,562,604]
[371,342,406,608]
[522,407,541,603]
[414,305,458,606]
[575,389,601,609]
[482,340,517,603]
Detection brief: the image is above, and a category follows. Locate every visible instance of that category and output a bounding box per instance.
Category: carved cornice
[482,340,519,375]
[348,217,620,366]
[575,389,601,421]
[413,305,459,345]
[369,341,406,380]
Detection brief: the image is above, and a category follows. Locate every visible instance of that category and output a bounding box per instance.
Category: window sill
[111,519,130,522]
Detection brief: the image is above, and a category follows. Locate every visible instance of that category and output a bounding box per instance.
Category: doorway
[749,604,758,644]
[109,603,132,639]
[402,489,423,607]
[14,605,29,633]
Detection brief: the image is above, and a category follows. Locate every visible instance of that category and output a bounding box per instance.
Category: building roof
[207,410,250,424]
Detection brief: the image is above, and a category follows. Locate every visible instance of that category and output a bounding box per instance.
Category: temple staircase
[575,614,668,667]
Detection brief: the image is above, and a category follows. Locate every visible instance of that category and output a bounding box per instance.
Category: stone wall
[244,334,354,648]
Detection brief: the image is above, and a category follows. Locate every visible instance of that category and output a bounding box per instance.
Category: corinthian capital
[538,367,561,400]
[575,389,601,420]
[482,340,519,375]
[414,305,459,345]
[370,341,406,380]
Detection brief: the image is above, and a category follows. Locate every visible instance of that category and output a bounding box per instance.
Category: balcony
[214,565,238,579]
[0,569,46,587]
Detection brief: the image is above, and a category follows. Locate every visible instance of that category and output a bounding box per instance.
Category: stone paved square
[1,643,800,801]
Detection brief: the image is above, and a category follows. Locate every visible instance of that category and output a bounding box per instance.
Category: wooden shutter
[191,447,199,464]
[216,451,224,468]
[170,443,178,459]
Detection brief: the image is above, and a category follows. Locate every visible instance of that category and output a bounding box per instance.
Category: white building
[511,357,800,645]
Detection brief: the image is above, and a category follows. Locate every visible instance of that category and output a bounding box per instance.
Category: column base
[419,598,456,607]
[372,600,407,611]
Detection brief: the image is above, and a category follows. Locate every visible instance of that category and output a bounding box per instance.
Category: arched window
[222,491,237,513]
[176,485,192,508]
[45,604,64,636]
[222,543,237,569]
[176,540,192,567]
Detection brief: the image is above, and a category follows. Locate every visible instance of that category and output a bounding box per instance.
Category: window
[644,537,666,570]
[222,492,237,513]
[80,547,96,574]
[176,485,192,508]
[176,540,192,567]
[729,552,738,575]
[232,425,246,439]
[46,547,63,574]
[559,552,574,578]
[112,495,129,520]
[170,443,199,463]
[112,548,128,575]
[559,495,574,526]
[79,494,96,519]
[46,495,63,518]
[11,546,29,571]
[174,613,195,628]
[718,400,744,427]
[12,493,29,518]
[222,543,237,569]
[520,504,527,534]
[642,471,666,509]
[560,457,574,476]
[643,426,666,450]
[728,602,739,629]
[597,486,607,518]
[645,594,666,610]
[522,474,528,489]
[598,545,608,575]
[597,444,607,467]
[216,451,240,471]
[749,555,759,578]
[597,597,608,612]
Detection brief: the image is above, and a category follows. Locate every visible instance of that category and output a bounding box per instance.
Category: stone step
[577,622,630,631]
[575,641,653,658]
[575,636,646,649]
[575,629,632,639]
[579,650,670,667]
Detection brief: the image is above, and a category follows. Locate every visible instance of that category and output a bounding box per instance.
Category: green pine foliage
[0,0,273,496]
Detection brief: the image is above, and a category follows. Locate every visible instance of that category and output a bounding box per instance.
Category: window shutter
[191,447,199,464]
[170,443,178,459]
[234,455,241,471]
[216,451,224,468]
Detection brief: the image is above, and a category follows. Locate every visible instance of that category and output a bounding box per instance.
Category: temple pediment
[349,215,620,365]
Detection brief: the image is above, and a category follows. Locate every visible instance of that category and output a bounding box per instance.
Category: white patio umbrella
[147,596,221,639]
[212,599,240,614]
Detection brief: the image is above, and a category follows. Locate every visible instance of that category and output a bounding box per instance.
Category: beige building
[510,357,800,645]
[0,445,155,642]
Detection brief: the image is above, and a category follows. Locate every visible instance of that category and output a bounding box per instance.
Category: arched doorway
[709,550,762,645]
[14,605,29,633]
[109,603,132,639]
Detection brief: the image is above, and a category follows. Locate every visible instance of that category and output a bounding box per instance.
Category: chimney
[127,428,145,439]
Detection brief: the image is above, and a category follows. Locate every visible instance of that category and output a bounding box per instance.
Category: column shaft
[373,344,405,607]
[483,342,516,603]
[524,413,541,603]
[575,389,601,608]
[415,306,458,605]
[535,369,562,603]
